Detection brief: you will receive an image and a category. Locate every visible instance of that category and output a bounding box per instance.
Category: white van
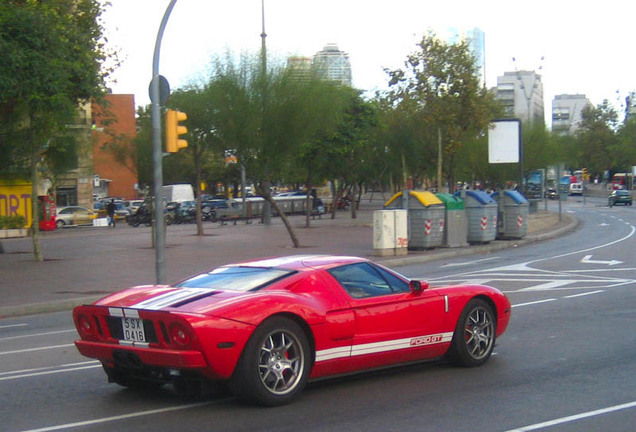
[162,184,194,203]
[569,182,583,195]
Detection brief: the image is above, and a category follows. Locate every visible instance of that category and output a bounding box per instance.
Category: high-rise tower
[312,43,352,86]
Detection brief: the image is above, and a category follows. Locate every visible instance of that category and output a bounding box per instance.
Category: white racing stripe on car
[108,308,139,318]
[315,346,352,362]
[315,332,453,362]
[129,288,212,310]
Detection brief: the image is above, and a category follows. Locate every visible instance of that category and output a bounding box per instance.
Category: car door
[327,262,450,366]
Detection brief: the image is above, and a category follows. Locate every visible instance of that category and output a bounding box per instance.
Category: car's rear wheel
[56,220,65,228]
[446,299,496,367]
[229,317,310,406]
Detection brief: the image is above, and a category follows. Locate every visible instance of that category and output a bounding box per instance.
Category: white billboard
[488,119,521,164]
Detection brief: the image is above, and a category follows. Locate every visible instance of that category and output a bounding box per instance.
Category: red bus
[611,173,633,190]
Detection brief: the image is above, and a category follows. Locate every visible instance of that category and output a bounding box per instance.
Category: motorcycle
[127,203,152,227]
[336,195,351,210]
[546,187,558,200]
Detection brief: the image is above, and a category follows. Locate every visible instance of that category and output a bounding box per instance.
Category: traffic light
[165,109,188,152]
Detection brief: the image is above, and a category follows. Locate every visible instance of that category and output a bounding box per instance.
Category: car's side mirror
[409,280,429,294]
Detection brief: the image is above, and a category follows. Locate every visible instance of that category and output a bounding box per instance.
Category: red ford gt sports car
[73,255,511,406]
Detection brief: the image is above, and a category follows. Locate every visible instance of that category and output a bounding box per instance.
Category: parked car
[112,201,131,220]
[56,206,96,228]
[72,255,511,406]
[608,189,632,207]
[94,200,130,220]
[126,200,144,215]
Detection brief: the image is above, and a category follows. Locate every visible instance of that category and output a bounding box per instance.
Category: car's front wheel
[446,299,496,367]
[229,317,311,406]
[56,220,65,228]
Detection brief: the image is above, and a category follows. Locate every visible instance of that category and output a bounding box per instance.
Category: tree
[167,87,224,235]
[613,115,636,175]
[317,88,378,219]
[576,100,618,175]
[0,0,112,260]
[385,32,500,191]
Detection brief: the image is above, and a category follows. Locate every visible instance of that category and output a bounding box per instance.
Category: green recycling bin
[385,190,445,249]
[436,193,468,247]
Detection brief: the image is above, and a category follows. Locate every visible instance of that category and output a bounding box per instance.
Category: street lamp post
[151,0,178,284]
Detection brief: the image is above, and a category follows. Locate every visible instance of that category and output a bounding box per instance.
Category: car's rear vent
[170,291,219,307]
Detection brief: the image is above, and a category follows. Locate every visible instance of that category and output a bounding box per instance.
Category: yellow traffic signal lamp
[165,109,188,152]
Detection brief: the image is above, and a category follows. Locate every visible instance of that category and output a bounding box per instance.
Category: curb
[380,213,578,268]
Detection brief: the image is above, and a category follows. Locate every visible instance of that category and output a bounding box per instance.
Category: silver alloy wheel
[463,306,495,360]
[257,329,305,395]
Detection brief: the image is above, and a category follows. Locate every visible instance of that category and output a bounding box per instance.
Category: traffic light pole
[151,0,178,285]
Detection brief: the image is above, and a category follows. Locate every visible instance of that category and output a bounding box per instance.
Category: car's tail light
[77,314,97,339]
[168,321,193,348]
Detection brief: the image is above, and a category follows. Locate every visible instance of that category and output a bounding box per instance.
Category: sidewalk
[0,198,577,318]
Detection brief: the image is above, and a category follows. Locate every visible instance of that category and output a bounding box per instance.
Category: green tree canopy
[384,32,501,190]
[0,0,112,260]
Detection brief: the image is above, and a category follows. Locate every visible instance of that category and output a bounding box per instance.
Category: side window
[328,262,399,298]
[374,266,410,293]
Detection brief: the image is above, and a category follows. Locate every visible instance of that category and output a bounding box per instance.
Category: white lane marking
[0,364,102,381]
[564,290,605,298]
[0,344,75,355]
[0,361,99,377]
[442,257,499,267]
[20,401,215,432]
[505,400,636,431]
[580,255,622,266]
[0,323,28,329]
[527,225,635,265]
[0,329,76,342]
[512,299,557,308]
[519,281,573,291]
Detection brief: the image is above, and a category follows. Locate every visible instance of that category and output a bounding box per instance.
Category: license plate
[121,317,146,342]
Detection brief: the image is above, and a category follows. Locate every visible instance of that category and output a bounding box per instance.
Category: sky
[102,0,636,121]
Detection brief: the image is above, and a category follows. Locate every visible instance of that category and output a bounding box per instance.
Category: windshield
[175,266,296,292]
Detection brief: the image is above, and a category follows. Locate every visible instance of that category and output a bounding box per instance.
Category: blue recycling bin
[491,190,529,239]
[458,190,498,244]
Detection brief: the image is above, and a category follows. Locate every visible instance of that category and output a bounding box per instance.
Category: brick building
[91,94,138,200]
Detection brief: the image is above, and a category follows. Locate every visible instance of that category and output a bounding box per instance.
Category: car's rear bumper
[75,340,207,369]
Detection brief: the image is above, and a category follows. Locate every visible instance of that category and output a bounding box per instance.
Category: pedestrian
[106,199,116,227]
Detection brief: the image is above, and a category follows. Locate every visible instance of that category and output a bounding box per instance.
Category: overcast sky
[102,0,635,119]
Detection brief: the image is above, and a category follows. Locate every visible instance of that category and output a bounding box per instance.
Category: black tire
[131,218,140,227]
[56,220,65,228]
[228,317,311,406]
[446,299,496,367]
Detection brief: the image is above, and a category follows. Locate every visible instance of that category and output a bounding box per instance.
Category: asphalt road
[1,196,634,432]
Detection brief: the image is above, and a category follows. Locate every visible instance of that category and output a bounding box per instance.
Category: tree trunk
[194,152,204,236]
[330,180,339,220]
[263,194,300,248]
[30,138,43,262]
[350,182,358,219]
[437,126,443,192]
[304,166,312,228]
